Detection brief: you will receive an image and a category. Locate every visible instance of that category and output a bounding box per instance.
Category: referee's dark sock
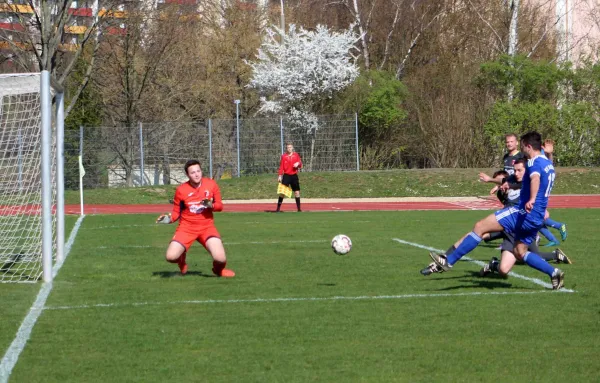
[295,197,301,211]
[276,197,283,211]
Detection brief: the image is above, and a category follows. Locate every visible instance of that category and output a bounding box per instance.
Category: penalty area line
[0,215,86,383]
[45,290,556,311]
[392,238,575,293]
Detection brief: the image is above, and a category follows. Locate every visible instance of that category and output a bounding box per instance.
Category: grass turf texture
[64,167,600,204]
[1,210,599,382]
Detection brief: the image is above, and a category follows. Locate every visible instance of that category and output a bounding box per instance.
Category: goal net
[0,73,58,283]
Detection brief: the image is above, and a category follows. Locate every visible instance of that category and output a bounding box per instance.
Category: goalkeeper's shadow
[152,270,214,278]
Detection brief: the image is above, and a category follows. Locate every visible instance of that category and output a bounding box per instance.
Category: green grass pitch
[1,210,599,382]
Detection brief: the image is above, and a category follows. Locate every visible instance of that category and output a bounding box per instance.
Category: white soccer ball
[331,234,352,255]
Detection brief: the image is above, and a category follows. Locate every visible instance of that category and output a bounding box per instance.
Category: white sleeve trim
[530,171,540,178]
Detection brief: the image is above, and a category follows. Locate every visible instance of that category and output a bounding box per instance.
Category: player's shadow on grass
[423,271,539,291]
[152,270,214,278]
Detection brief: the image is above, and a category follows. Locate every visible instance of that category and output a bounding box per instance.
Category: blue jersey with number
[519,155,555,223]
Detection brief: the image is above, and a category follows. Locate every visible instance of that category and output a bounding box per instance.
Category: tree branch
[379,0,401,70]
[466,0,505,53]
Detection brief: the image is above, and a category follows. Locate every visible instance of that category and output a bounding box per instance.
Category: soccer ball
[331,234,352,255]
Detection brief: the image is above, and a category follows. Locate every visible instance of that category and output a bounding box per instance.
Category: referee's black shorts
[282,174,300,191]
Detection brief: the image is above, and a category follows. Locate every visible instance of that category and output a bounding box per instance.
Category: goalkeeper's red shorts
[171,225,221,250]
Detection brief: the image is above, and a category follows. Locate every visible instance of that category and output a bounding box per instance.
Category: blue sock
[539,227,558,243]
[545,218,563,230]
[446,232,482,266]
[523,251,555,276]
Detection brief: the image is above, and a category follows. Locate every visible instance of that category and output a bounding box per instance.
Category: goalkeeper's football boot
[479,257,499,277]
[178,252,188,275]
[429,251,451,271]
[551,268,565,290]
[420,262,443,276]
[212,267,236,278]
[554,248,572,264]
[559,224,568,241]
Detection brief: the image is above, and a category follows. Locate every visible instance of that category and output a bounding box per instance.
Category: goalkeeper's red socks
[212,260,235,278]
[178,252,188,275]
[166,252,188,275]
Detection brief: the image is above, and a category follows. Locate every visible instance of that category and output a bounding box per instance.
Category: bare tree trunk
[352,0,371,69]
[162,151,171,185]
[308,130,317,172]
[507,0,519,101]
[379,1,401,70]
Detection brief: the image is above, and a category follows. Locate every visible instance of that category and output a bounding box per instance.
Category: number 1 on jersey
[544,173,555,197]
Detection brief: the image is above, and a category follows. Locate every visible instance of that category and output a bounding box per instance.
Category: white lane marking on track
[392,238,575,293]
[45,290,556,311]
[0,215,86,383]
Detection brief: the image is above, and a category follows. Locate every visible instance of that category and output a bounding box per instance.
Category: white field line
[45,290,555,311]
[0,215,86,383]
[92,240,329,249]
[82,220,374,230]
[392,238,575,293]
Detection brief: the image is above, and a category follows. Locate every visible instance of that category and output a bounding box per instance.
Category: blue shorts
[495,207,543,245]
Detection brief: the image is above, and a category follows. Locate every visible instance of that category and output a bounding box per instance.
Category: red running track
[62,195,600,215]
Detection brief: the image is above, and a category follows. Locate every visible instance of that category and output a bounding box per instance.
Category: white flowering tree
[248,24,360,170]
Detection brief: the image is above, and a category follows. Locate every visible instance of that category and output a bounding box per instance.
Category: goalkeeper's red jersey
[171,178,223,228]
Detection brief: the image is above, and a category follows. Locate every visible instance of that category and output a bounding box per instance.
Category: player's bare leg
[472,213,505,237]
[498,250,517,276]
[166,241,187,275]
[205,237,235,277]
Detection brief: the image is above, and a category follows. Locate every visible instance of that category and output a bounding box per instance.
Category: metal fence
[64,114,358,189]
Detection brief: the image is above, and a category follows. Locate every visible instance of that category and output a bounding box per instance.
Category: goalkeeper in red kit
[276,142,302,212]
[156,160,234,277]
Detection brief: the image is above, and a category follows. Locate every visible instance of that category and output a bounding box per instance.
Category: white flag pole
[78,155,85,216]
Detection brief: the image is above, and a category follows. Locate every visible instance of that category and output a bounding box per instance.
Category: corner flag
[78,155,85,177]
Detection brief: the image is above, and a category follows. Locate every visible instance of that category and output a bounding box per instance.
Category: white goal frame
[0,71,65,283]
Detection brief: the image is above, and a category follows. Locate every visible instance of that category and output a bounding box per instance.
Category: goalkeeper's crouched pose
[156,160,235,277]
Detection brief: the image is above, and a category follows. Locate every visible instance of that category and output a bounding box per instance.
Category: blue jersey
[519,155,555,222]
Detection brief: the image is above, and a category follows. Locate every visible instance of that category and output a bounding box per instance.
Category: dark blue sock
[523,251,555,276]
[446,232,482,266]
[545,218,563,230]
[539,227,558,243]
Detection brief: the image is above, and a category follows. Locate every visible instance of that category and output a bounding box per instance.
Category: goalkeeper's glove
[156,213,172,224]
[201,199,214,209]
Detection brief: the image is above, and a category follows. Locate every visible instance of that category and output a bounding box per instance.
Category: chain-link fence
[64,114,358,189]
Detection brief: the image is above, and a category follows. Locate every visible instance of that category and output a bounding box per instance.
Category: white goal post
[0,71,65,283]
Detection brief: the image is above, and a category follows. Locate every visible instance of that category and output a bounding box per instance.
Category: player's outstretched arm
[526,174,541,212]
[211,184,224,212]
[170,188,185,221]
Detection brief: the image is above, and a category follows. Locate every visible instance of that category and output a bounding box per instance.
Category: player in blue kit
[427,132,565,289]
